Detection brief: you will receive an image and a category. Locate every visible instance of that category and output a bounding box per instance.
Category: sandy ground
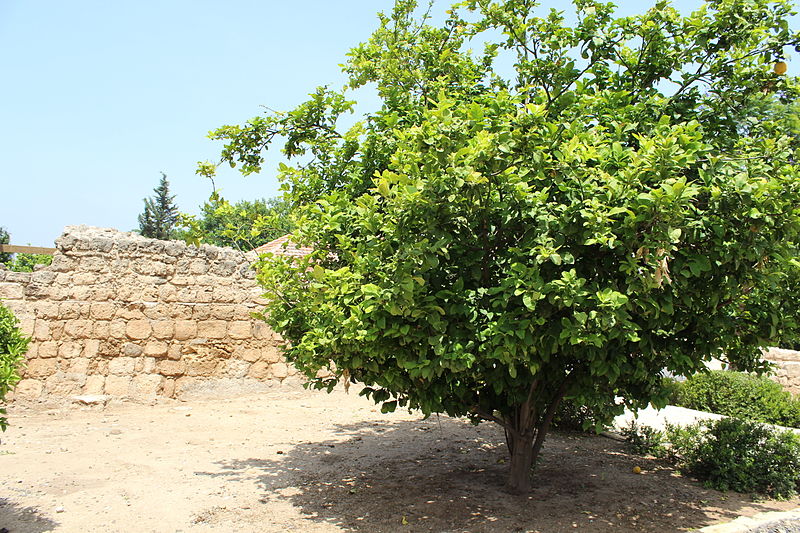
[1,387,798,533]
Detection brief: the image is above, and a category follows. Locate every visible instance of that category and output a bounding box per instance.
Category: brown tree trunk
[505,430,536,494]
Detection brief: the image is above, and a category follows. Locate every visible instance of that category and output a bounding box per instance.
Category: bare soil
[1,387,797,533]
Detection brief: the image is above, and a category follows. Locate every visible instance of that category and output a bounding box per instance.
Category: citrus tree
[0,303,29,431]
[207,0,800,493]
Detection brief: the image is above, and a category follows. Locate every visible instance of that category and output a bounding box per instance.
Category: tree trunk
[505,430,536,494]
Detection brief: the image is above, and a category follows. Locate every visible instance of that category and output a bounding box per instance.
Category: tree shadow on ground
[196,416,790,533]
[0,498,57,533]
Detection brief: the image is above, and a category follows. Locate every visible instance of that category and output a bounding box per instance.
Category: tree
[208,0,800,493]
[0,227,10,265]
[138,172,180,240]
[176,193,294,250]
[5,253,53,272]
[0,302,29,431]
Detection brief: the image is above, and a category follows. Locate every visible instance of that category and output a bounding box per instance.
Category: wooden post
[0,244,56,255]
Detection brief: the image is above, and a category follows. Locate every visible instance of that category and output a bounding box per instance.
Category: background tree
[138,172,179,240]
[176,193,294,250]
[0,227,10,265]
[208,0,800,493]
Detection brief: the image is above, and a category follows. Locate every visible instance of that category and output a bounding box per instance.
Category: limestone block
[144,341,169,357]
[159,343,178,360]
[108,357,136,376]
[129,375,162,402]
[185,359,219,377]
[67,358,91,374]
[192,306,213,320]
[158,285,178,302]
[4,272,31,283]
[109,320,127,339]
[49,321,65,340]
[164,242,184,256]
[269,362,289,379]
[176,288,196,301]
[81,256,107,272]
[72,272,97,285]
[24,344,37,359]
[196,288,213,303]
[126,320,152,340]
[170,275,192,286]
[64,319,92,338]
[104,375,130,396]
[160,378,176,398]
[248,361,270,380]
[84,375,106,395]
[14,379,43,400]
[189,260,209,275]
[174,320,197,341]
[24,358,58,378]
[197,320,227,339]
[225,359,250,379]
[169,305,193,320]
[253,322,273,340]
[135,357,156,373]
[263,346,284,365]
[0,283,24,300]
[59,302,82,320]
[90,302,116,320]
[238,348,261,363]
[83,339,101,358]
[38,341,58,359]
[212,287,236,303]
[45,373,86,396]
[228,321,252,339]
[59,341,83,359]
[69,286,95,301]
[151,321,174,340]
[93,321,111,338]
[34,301,60,319]
[18,318,35,337]
[123,343,143,356]
[34,320,51,341]
[116,305,146,321]
[157,360,186,376]
[30,270,57,285]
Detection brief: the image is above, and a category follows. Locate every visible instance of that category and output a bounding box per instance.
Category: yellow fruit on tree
[774,61,788,75]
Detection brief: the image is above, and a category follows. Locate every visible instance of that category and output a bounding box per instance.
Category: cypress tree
[138,173,179,240]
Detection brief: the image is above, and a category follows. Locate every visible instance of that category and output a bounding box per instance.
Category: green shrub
[661,377,684,406]
[667,418,800,499]
[677,371,800,428]
[0,302,29,431]
[621,421,667,457]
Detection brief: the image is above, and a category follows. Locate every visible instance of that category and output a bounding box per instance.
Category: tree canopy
[207,0,800,493]
[177,193,294,251]
[138,173,180,240]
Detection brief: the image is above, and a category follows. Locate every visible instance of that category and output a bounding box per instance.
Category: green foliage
[5,253,53,273]
[670,419,800,499]
[0,227,10,264]
[0,302,29,431]
[138,172,180,240]
[621,421,667,457]
[677,371,800,428]
[209,0,800,492]
[625,419,800,498]
[661,377,685,406]
[177,192,293,250]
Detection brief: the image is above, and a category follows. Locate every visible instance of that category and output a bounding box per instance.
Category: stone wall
[2,226,300,403]
[765,348,800,394]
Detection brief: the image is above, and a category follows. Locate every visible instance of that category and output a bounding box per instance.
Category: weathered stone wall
[765,348,800,394]
[1,226,300,403]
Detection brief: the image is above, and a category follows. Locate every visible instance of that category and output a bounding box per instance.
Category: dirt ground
[1,387,798,533]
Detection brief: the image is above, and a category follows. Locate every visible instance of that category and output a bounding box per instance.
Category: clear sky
[1,0,797,246]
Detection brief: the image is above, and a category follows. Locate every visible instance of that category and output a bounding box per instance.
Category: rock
[72,395,110,406]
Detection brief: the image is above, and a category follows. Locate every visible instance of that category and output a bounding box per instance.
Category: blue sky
[1,0,797,246]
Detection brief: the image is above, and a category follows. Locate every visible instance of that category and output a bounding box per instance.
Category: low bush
[677,371,800,428]
[670,418,800,499]
[620,421,667,457]
[623,418,800,499]
[0,302,29,431]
